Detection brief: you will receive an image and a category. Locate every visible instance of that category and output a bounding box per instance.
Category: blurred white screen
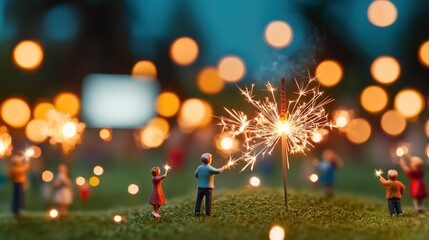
[82,74,159,128]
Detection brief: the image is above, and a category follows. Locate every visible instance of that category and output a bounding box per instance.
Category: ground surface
[1,188,428,240]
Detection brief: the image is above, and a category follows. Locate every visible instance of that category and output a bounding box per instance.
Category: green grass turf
[1,188,429,240]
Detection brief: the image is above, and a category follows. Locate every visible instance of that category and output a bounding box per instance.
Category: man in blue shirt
[195,153,228,216]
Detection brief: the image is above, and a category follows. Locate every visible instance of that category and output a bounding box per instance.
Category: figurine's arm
[379,176,389,186]
[208,165,224,174]
[12,162,30,174]
[400,182,406,195]
[399,159,409,172]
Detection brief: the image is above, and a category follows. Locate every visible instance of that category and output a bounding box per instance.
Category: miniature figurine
[9,155,31,215]
[54,164,73,216]
[194,153,229,216]
[315,149,343,196]
[149,166,167,218]
[399,157,428,213]
[79,183,90,203]
[378,169,406,217]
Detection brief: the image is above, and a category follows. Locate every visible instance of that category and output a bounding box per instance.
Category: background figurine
[314,149,343,196]
[54,164,73,216]
[9,155,31,215]
[399,156,428,213]
[194,153,228,216]
[79,183,90,204]
[149,166,167,218]
[378,169,406,217]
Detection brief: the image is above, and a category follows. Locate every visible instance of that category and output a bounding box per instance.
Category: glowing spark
[164,164,171,172]
[309,173,319,182]
[249,176,261,187]
[219,76,333,171]
[24,147,35,161]
[113,215,125,223]
[396,146,405,157]
[374,169,384,178]
[0,126,13,158]
[49,209,59,219]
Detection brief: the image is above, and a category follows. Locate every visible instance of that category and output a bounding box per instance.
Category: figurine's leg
[195,188,203,215]
[416,198,425,213]
[205,189,212,216]
[395,198,403,215]
[412,198,419,213]
[387,199,395,216]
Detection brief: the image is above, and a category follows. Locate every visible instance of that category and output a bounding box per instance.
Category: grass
[1,188,429,240]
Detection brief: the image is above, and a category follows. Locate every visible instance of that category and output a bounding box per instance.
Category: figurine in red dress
[149,166,167,218]
[399,156,428,213]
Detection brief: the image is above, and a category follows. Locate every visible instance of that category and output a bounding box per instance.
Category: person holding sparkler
[54,164,73,216]
[399,156,428,213]
[194,153,229,216]
[315,149,343,196]
[377,169,406,217]
[9,154,31,215]
[149,166,168,218]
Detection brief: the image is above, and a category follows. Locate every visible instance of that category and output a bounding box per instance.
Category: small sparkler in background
[46,109,85,154]
[332,108,353,132]
[390,142,409,163]
[374,169,384,178]
[0,126,13,158]
[219,76,334,209]
[309,173,319,183]
[24,147,35,161]
[164,164,171,173]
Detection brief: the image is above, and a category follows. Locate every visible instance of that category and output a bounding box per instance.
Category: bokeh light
[345,118,371,144]
[418,41,429,67]
[333,109,353,131]
[264,21,293,48]
[113,215,124,223]
[394,89,424,119]
[12,40,44,71]
[178,99,213,130]
[89,176,100,187]
[93,166,104,176]
[197,67,225,94]
[137,125,165,149]
[26,119,48,143]
[1,98,31,128]
[76,176,86,186]
[311,132,322,143]
[309,173,319,183]
[269,225,285,240]
[315,60,343,87]
[249,176,261,187]
[367,0,397,27]
[128,184,139,195]
[99,128,112,142]
[131,60,157,79]
[34,102,55,119]
[54,92,80,117]
[170,37,199,66]
[49,209,59,219]
[218,56,246,82]
[381,110,406,136]
[220,137,233,150]
[156,92,180,118]
[148,117,170,138]
[360,85,389,113]
[370,56,401,85]
[42,170,54,183]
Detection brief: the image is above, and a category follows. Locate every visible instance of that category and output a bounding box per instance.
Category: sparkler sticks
[219,75,334,210]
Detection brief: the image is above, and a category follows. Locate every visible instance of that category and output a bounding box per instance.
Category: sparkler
[0,126,13,158]
[24,147,35,161]
[164,164,171,173]
[374,169,384,178]
[219,76,333,209]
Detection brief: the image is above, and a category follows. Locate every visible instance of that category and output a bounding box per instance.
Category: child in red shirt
[399,157,428,213]
[149,166,167,218]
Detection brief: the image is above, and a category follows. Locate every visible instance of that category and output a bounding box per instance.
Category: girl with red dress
[399,157,428,213]
[149,166,167,218]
